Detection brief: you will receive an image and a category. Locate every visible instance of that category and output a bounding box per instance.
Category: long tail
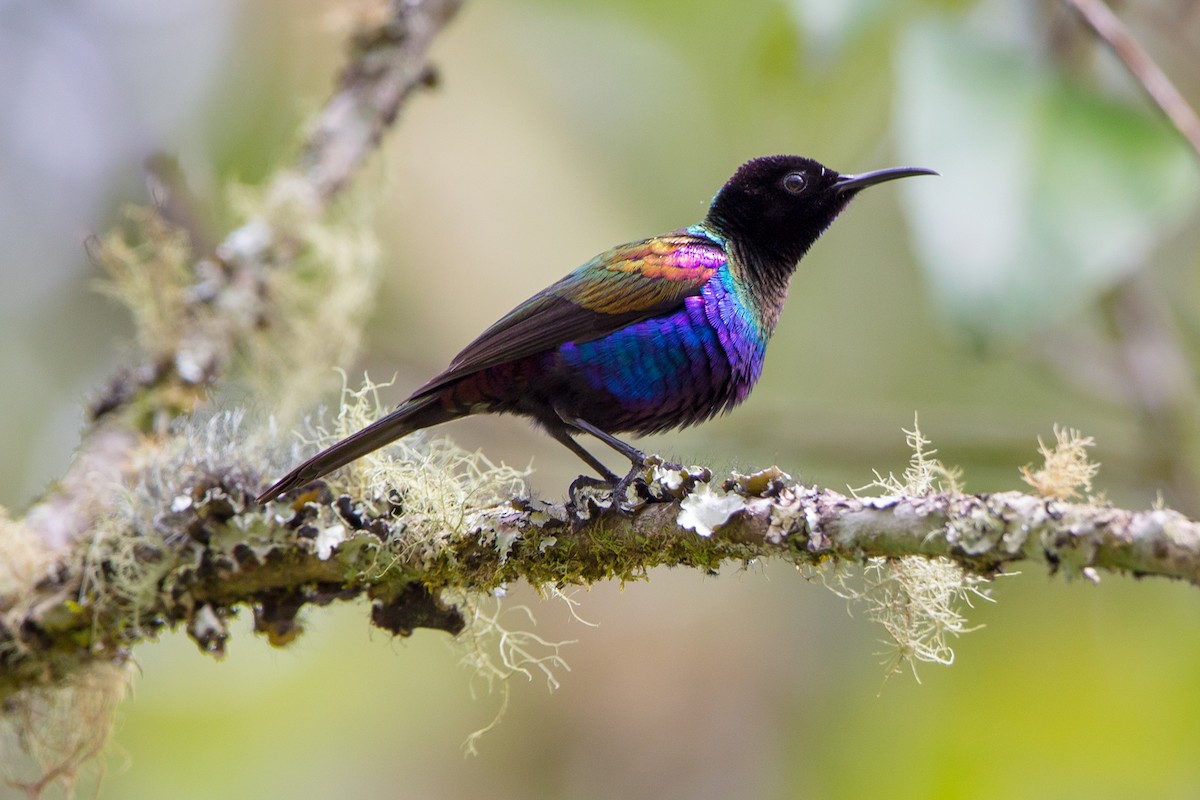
[256,395,453,502]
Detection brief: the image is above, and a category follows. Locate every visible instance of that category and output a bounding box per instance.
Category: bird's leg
[544,423,627,508]
[544,424,621,483]
[553,410,650,506]
[554,412,645,468]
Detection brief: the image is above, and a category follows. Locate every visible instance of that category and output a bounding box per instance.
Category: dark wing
[410,231,726,399]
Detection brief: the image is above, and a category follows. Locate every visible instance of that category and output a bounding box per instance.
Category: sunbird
[258,155,935,502]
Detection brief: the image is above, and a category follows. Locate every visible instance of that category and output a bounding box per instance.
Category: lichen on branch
[6,398,1200,714]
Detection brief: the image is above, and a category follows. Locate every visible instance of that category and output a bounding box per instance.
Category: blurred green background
[4,0,1200,797]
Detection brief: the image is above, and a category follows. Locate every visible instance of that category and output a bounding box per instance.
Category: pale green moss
[0,663,133,796]
[854,414,963,498]
[1021,425,1100,501]
[839,420,988,680]
[91,206,194,359]
[232,177,383,425]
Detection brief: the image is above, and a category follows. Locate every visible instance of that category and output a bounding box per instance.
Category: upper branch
[91,0,462,430]
[300,0,462,201]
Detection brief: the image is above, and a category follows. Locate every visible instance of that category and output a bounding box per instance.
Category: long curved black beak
[835,166,938,194]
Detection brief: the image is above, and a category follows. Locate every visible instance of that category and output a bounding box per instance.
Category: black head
[705,155,936,276]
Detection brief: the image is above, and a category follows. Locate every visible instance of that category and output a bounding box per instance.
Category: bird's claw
[612,455,703,511]
[568,473,610,496]
[568,474,617,518]
[611,472,647,512]
[569,455,709,515]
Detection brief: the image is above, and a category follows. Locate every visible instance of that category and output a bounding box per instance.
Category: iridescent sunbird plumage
[257,155,935,503]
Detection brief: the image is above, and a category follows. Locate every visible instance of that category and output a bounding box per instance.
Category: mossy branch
[5,449,1200,703]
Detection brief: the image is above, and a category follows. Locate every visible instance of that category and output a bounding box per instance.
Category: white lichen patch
[0,512,58,604]
[728,466,792,497]
[525,499,566,527]
[315,523,347,560]
[860,495,902,510]
[945,500,1008,556]
[219,218,274,263]
[653,463,687,492]
[678,484,746,538]
[66,408,305,661]
[495,528,520,564]
[188,603,226,651]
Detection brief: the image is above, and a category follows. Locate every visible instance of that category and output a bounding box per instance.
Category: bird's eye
[782,172,807,194]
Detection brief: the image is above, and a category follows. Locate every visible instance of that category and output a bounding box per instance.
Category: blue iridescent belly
[548,274,768,434]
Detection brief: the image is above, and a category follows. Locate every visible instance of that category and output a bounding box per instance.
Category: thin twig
[1063,0,1200,159]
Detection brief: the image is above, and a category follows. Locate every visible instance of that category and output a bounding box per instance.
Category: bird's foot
[611,469,646,512]
[567,463,651,515]
[611,455,713,512]
[568,456,713,515]
[568,473,610,496]
[568,474,617,518]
